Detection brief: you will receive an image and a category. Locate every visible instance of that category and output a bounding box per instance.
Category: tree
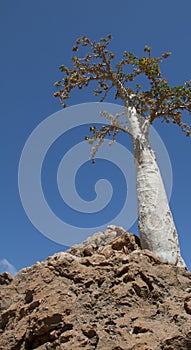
[54,35,191,268]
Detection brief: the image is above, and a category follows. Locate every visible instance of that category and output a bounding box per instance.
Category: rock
[0,272,13,285]
[184,296,191,314]
[0,226,191,349]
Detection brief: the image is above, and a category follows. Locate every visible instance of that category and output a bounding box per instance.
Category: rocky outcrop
[0,225,191,349]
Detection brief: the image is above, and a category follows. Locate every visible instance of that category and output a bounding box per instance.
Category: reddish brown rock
[0,225,191,349]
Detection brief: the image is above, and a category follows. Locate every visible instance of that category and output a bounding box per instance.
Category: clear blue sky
[0,0,191,274]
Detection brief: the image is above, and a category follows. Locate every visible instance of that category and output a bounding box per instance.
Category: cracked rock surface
[0,225,191,349]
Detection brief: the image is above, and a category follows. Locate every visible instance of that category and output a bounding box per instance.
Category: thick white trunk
[127,106,186,268]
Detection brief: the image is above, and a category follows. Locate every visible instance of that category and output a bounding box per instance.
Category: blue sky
[0,0,191,275]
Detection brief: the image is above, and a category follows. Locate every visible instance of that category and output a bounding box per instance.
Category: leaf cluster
[84,111,130,162]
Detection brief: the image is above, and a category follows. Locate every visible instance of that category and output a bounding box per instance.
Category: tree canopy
[54,35,191,137]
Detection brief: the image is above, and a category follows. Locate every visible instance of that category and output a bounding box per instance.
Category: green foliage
[54,35,191,136]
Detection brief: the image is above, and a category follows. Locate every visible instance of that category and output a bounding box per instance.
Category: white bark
[126,106,186,268]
